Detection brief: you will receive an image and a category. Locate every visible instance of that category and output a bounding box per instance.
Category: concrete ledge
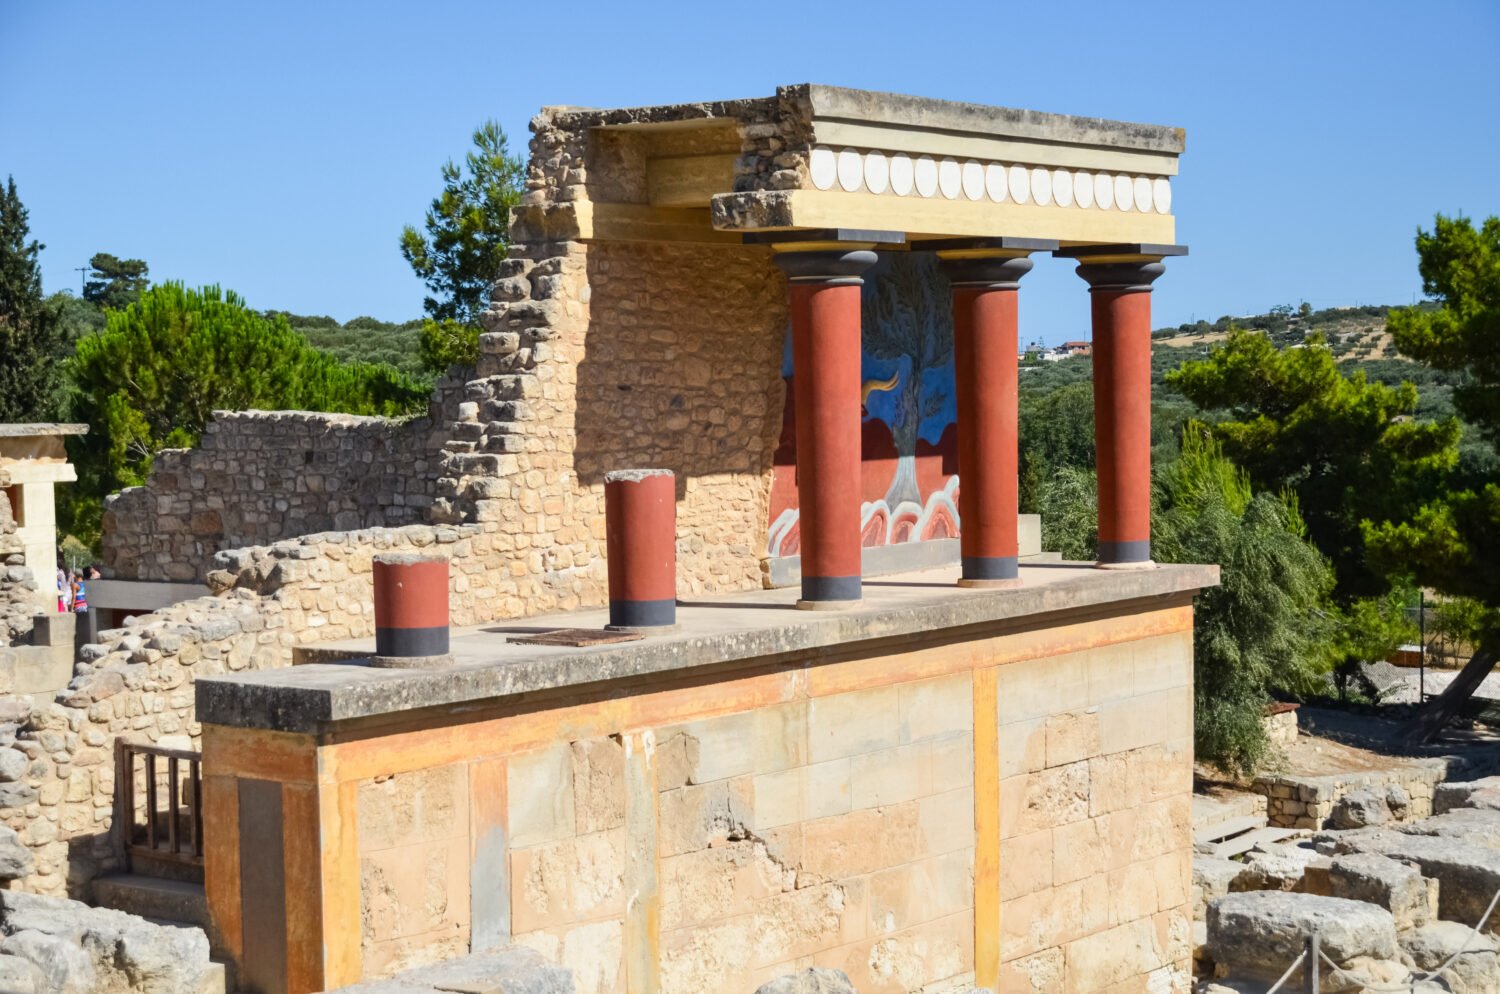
[197,561,1217,734]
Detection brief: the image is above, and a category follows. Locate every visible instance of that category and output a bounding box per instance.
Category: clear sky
[4,0,1496,343]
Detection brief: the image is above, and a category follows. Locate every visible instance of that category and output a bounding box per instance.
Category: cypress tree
[0,176,63,422]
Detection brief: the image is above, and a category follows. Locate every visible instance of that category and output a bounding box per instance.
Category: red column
[775,249,878,608]
[941,255,1034,585]
[1074,260,1166,566]
[371,553,451,667]
[604,468,677,631]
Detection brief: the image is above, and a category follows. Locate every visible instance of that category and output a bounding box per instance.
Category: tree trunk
[1405,642,1497,744]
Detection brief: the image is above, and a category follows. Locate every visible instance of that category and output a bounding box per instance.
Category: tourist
[56,560,70,613]
[71,571,88,614]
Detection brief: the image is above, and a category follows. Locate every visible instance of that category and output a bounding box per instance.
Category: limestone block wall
[202,600,1198,994]
[1252,765,1451,831]
[103,408,456,582]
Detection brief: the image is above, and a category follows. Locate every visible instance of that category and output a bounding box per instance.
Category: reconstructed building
[0,85,1212,994]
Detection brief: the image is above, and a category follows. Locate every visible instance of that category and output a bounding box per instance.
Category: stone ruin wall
[101,402,462,583]
[0,475,38,646]
[0,90,824,897]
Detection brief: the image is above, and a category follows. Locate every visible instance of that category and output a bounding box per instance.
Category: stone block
[659,839,786,931]
[1328,853,1430,930]
[996,718,1045,779]
[999,829,1053,901]
[508,743,576,848]
[360,764,469,852]
[918,787,974,857]
[997,651,1087,724]
[1063,917,1161,991]
[657,778,751,858]
[570,738,624,835]
[850,742,929,810]
[1018,761,1089,835]
[1400,921,1500,993]
[897,674,972,744]
[807,686,899,763]
[1206,891,1398,977]
[1043,710,1100,770]
[361,834,470,944]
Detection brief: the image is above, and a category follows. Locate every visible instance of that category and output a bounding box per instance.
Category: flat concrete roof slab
[197,561,1217,734]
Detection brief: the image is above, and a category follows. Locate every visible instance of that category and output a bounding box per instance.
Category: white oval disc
[1008,164,1031,204]
[809,147,837,191]
[889,154,914,196]
[1074,171,1094,208]
[1133,176,1153,213]
[938,157,961,199]
[1114,174,1134,212]
[961,160,984,201]
[1153,177,1172,214]
[1031,167,1053,206]
[863,151,889,195]
[1094,172,1114,210]
[914,156,939,198]
[985,163,1008,202]
[837,148,863,192]
[1052,169,1074,208]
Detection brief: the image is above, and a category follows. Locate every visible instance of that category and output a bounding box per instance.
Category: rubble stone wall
[0,522,492,897]
[0,475,37,645]
[1254,765,1453,831]
[102,409,458,583]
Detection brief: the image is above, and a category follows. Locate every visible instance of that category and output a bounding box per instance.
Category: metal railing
[114,740,204,871]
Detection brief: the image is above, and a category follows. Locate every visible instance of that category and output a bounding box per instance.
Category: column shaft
[1077,261,1163,565]
[945,254,1032,584]
[776,249,877,607]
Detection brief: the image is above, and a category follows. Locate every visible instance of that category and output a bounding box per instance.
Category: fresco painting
[767,252,961,559]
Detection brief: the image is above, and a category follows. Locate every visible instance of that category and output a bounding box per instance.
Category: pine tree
[0,176,63,422]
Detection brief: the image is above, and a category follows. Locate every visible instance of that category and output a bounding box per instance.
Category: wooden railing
[114,740,204,871]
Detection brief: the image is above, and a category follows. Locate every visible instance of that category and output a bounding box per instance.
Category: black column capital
[1072,260,1167,293]
[773,249,880,286]
[938,254,1035,290]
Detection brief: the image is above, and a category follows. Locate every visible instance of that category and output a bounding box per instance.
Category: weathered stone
[389,945,575,994]
[0,824,34,879]
[1437,778,1500,815]
[753,967,858,994]
[0,782,36,810]
[0,747,26,782]
[1205,891,1399,977]
[1321,829,1500,932]
[1233,843,1323,893]
[1331,787,1393,830]
[0,953,41,994]
[0,890,212,994]
[1400,920,1500,993]
[1328,853,1431,930]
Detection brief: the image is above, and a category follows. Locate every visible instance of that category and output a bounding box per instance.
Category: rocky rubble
[1199,776,1500,992]
[0,890,212,994]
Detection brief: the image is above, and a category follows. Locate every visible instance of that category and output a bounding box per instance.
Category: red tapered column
[775,249,878,608]
[1066,255,1178,566]
[604,468,677,632]
[941,254,1035,586]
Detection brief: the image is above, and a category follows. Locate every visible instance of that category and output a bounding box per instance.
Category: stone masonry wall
[0,522,495,896]
[225,605,1198,994]
[0,474,37,645]
[103,407,458,583]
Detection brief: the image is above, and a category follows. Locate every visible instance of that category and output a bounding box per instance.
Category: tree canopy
[82,252,150,311]
[1368,215,1500,635]
[1166,328,1459,599]
[400,120,524,372]
[64,283,429,540]
[0,176,63,422]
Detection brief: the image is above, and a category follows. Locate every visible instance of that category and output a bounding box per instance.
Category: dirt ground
[1195,704,1500,795]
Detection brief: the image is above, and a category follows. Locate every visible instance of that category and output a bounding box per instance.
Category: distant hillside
[264,311,427,378]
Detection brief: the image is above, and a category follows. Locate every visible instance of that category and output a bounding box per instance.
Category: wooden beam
[646,153,739,208]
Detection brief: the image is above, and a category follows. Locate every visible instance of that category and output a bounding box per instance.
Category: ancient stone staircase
[1192,791,1301,858]
[93,874,237,994]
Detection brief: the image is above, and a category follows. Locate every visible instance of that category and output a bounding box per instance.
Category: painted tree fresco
[767,252,961,559]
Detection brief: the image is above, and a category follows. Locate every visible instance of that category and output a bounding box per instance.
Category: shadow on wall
[571,242,789,590]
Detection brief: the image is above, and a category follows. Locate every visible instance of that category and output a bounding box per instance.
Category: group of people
[56,562,100,614]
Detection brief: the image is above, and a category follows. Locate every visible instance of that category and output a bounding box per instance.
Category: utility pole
[74,265,89,296]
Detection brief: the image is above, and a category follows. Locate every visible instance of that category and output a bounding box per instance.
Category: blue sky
[4,1,1496,344]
